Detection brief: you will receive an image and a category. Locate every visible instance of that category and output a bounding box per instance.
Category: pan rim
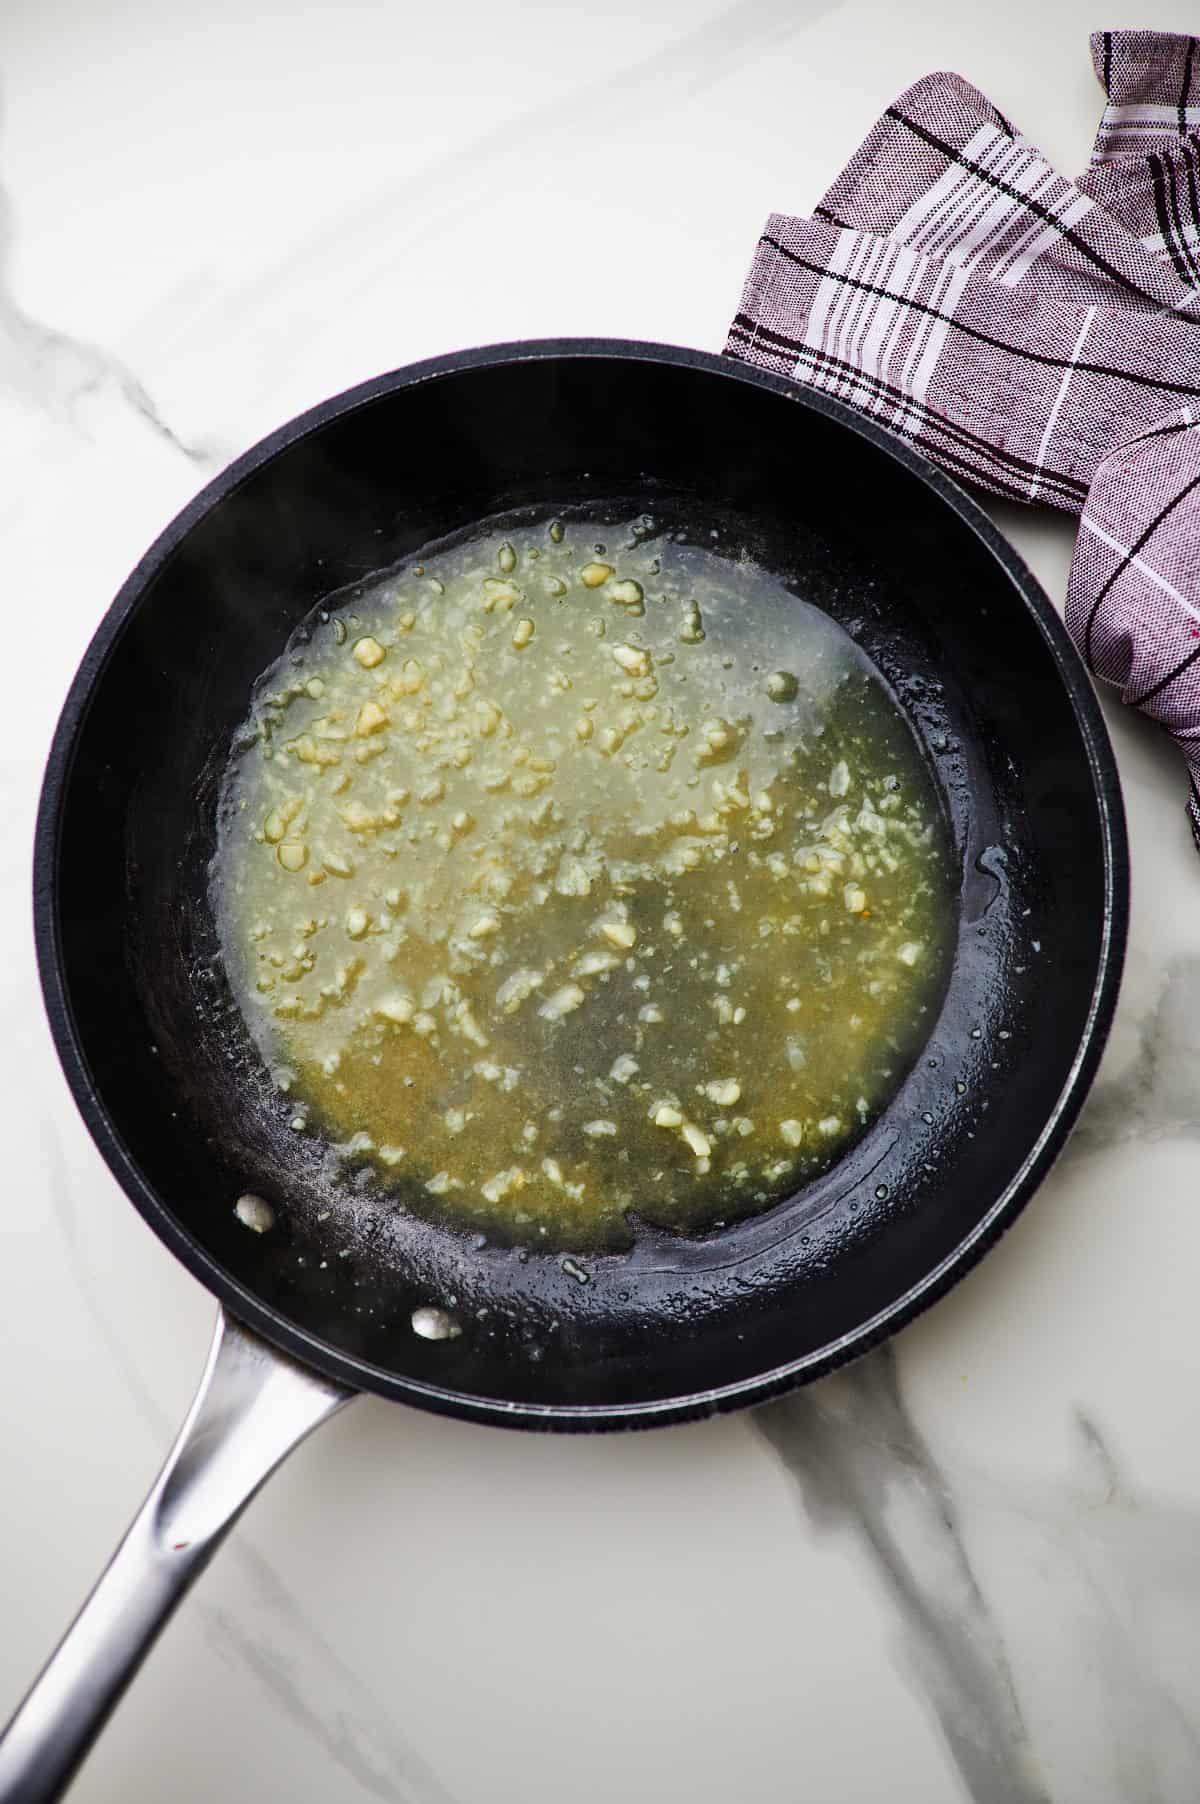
[32,336,1129,1431]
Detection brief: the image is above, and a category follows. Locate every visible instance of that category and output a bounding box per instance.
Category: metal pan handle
[0,1307,352,1803]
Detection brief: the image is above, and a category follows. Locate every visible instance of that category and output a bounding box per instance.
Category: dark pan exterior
[33,341,1127,1429]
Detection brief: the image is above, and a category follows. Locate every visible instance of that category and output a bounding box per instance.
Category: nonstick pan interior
[35,342,1126,1427]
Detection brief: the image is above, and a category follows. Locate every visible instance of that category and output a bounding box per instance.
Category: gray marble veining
[203,1558,458,1804]
[761,1356,1200,1804]
[1069,955,1200,1153]
[759,1351,1051,1804]
[265,0,835,268]
[38,1112,455,1804]
[188,0,846,400]
[0,90,208,462]
[1043,1414,1200,1803]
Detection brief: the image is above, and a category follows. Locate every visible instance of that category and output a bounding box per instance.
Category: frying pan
[3,340,1126,1801]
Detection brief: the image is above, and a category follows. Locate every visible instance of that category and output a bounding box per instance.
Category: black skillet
[1,341,1126,1801]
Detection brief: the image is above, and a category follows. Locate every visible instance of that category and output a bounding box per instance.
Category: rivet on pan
[233,1193,275,1234]
[411,1306,462,1341]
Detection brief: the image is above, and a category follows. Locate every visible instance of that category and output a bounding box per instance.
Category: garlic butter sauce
[214,517,953,1248]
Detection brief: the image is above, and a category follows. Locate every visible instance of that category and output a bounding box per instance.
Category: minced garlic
[215,516,951,1248]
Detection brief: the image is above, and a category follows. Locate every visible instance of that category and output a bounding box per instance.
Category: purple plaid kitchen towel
[725,29,1200,847]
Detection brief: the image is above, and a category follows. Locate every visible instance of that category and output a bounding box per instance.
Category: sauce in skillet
[214,517,954,1248]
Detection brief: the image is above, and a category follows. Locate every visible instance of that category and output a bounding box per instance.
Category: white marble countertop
[3,1,1200,1799]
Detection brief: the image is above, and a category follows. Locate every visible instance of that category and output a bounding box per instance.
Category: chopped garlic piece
[481,1166,524,1203]
[496,968,543,1012]
[263,797,301,843]
[411,1304,459,1338]
[339,800,375,832]
[611,643,650,677]
[539,983,585,1020]
[552,856,592,898]
[680,1122,711,1159]
[482,578,522,612]
[574,950,618,977]
[377,993,414,1023]
[355,700,388,737]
